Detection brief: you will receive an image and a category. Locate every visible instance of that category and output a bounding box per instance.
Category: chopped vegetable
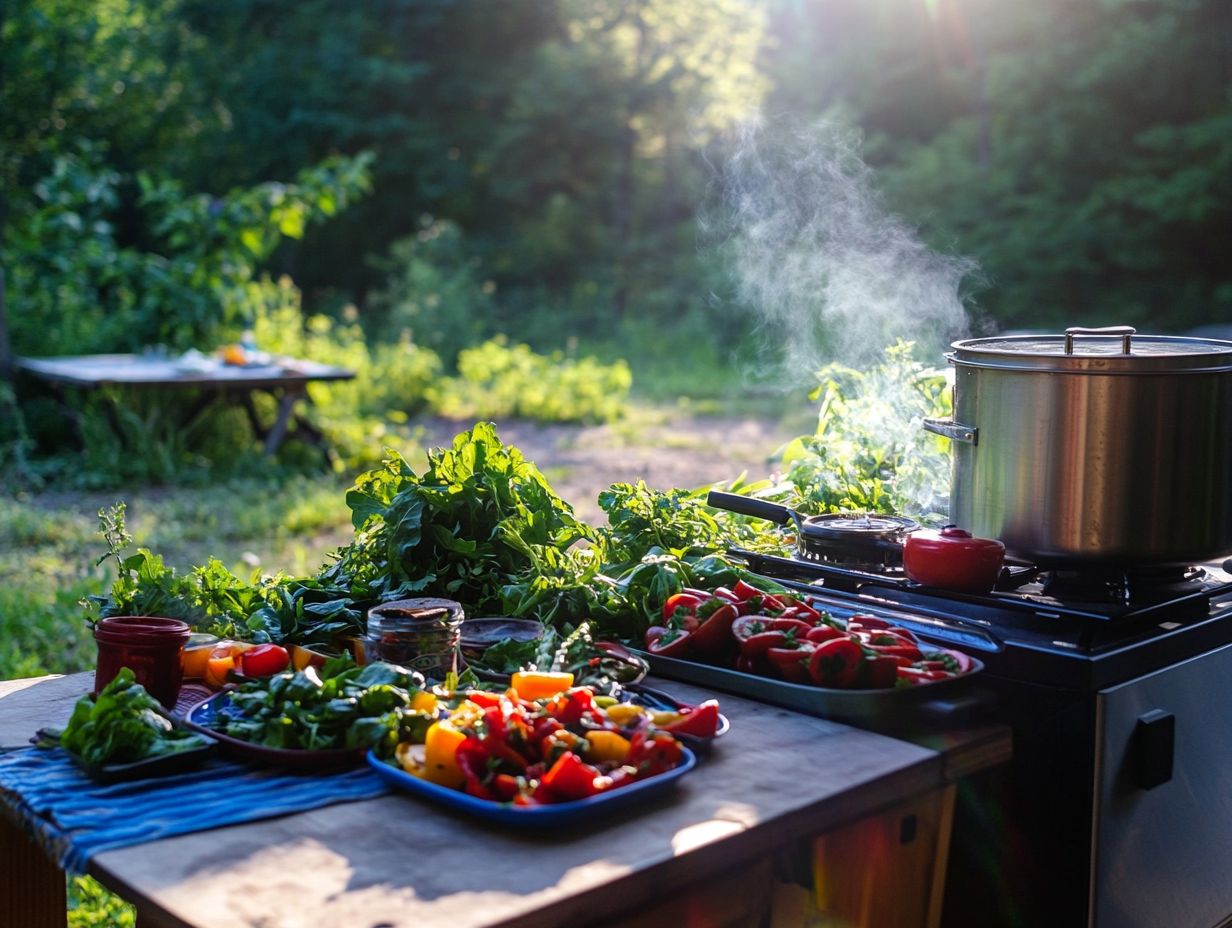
[388,684,714,806]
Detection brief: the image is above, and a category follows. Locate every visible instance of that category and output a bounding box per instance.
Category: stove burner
[797,513,918,571]
[1040,565,1208,604]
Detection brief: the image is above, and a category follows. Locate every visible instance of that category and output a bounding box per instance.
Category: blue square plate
[367,745,697,826]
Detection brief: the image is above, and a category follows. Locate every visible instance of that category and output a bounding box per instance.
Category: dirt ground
[416,410,805,523]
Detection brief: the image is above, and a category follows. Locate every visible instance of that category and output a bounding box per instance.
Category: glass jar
[365,598,463,679]
[93,616,192,708]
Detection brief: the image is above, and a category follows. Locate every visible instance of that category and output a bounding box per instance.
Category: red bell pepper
[539,750,604,801]
[805,624,845,644]
[625,731,683,777]
[767,644,814,684]
[660,700,720,739]
[647,627,693,659]
[807,638,863,688]
[689,601,740,656]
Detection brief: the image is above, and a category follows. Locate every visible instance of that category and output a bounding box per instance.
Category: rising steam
[706,118,978,377]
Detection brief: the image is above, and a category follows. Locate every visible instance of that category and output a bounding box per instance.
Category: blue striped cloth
[0,747,389,873]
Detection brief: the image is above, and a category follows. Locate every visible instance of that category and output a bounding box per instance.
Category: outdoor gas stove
[730,543,1232,928]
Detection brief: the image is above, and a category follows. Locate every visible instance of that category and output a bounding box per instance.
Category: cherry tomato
[943,648,975,674]
[897,665,954,685]
[239,643,290,677]
[767,617,812,636]
[846,614,892,631]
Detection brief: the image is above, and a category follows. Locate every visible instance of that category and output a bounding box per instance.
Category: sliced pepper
[659,700,720,739]
[539,751,604,801]
[422,721,468,788]
[585,729,632,763]
[511,671,575,700]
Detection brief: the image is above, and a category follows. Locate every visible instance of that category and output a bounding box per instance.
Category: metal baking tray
[631,587,992,731]
[635,650,985,731]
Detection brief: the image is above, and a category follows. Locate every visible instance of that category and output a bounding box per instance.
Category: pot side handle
[922,417,978,445]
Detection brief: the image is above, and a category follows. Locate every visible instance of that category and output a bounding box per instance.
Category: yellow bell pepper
[510,671,575,700]
[410,690,438,714]
[585,730,631,763]
[603,703,648,726]
[422,721,467,788]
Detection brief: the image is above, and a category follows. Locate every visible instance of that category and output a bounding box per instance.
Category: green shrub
[426,336,631,424]
[366,218,499,363]
[766,340,952,520]
[252,277,441,471]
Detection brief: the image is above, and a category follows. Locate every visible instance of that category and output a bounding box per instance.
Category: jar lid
[950,327,1232,373]
[368,597,463,633]
[94,615,191,643]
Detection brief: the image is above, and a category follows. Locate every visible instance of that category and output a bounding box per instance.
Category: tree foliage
[3,0,1228,384]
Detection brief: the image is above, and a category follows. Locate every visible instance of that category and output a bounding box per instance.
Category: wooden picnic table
[0,672,1010,928]
[15,353,355,456]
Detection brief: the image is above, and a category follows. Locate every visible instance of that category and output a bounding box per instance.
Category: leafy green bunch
[325,421,593,616]
[48,669,211,769]
[89,503,275,632]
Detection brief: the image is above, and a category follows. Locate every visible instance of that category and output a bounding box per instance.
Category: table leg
[263,388,301,455]
[0,813,66,928]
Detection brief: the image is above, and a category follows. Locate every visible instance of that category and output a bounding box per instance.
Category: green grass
[0,476,357,680]
[67,876,135,928]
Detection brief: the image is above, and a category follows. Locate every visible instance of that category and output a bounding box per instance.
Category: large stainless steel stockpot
[923,326,1232,565]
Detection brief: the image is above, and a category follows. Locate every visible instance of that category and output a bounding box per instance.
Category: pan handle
[705,490,795,526]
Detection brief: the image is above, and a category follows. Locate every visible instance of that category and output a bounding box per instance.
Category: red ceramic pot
[903,525,1005,593]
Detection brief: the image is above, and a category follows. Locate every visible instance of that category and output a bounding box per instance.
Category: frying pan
[705,490,918,562]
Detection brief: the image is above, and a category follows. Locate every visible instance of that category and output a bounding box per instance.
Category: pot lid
[949,327,1232,373]
[799,513,919,540]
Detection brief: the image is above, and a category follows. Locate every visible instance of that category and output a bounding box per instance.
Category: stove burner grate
[1040,564,1208,604]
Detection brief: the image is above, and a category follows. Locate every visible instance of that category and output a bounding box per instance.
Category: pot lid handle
[1065,325,1136,355]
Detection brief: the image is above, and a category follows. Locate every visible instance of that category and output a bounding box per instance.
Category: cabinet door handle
[1133,709,1175,790]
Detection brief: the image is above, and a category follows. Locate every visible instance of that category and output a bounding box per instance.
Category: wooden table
[0,673,1010,928]
[15,353,355,456]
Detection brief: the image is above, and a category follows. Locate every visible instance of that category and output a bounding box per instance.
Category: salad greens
[210,658,430,752]
[87,422,793,648]
[46,669,210,769]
